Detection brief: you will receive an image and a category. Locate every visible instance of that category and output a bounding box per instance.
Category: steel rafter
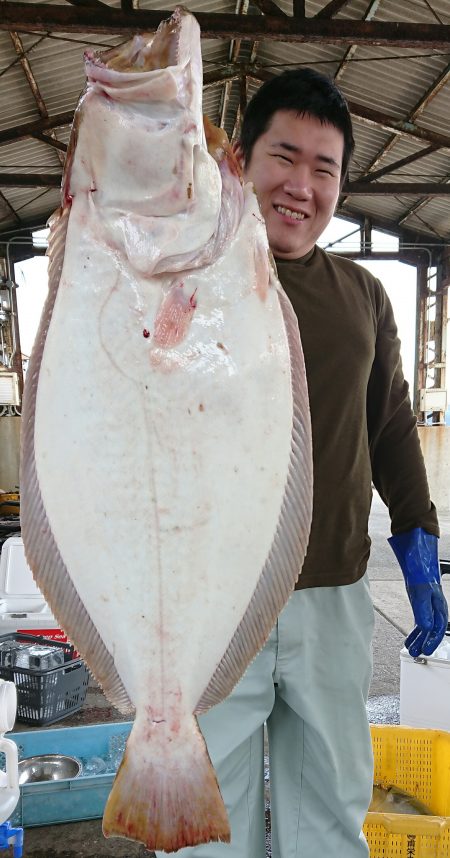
[398,178,450,228]
[334,0,381,83]
[293,0,305,18]
[9,31,66,165]
[343,182,450,195]
[2,4,450,46]
[354,145,438,184]
[0,191,21,226]
[346,99,450,151]
[388,65,450,226]
[219,0,249,130]
[64,0,108,6]
[3,173,450,196]
[251,0,286,17]
[352,63,450,183]
[0,113,75,147]
[315,0,352,18]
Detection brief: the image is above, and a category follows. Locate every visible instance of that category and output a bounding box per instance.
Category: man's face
[242,110,344,259]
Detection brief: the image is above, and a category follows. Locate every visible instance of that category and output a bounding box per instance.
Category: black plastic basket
[0,633,90,726]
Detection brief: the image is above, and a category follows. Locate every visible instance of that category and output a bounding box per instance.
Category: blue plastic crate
[9,721,133,827]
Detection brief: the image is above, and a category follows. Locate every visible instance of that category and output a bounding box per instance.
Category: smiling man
[242,110,343,259]
[157,69,447,858]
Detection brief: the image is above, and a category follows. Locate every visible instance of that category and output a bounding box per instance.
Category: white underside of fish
[20,7,313,852]
[33,188,295,714]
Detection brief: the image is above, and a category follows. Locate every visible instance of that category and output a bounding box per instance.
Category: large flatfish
[20,6,313,852]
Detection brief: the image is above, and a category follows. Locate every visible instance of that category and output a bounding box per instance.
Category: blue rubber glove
[388,527,448,658]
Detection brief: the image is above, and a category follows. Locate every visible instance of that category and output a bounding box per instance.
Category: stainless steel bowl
[18,754,82,785]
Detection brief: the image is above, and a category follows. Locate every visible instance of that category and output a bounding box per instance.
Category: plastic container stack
[364,724,450,857]
[0,634,89,726]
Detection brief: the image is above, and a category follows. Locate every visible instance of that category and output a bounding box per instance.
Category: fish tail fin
[102,715,230,852]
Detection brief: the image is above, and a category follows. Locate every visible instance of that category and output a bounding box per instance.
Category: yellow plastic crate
[364,725,450,857]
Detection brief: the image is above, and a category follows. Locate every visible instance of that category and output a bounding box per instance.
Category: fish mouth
[86,6,194,73]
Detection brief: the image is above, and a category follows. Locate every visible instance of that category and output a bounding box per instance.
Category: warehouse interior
[0,1,450,856]
[1,0,450,494]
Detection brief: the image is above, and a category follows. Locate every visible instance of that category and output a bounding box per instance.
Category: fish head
[83,7,202,114]
[62,6,226,276]
[85,6,201,79]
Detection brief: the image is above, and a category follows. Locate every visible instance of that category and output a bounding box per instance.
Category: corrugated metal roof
[416,83,450,139]
[0,137,61,171]
[375,0,450,25]
[1,0,450,246]
[338,48,449,117]
[342,193,418,225]
[256,40,344,73]
[348,118,391,173]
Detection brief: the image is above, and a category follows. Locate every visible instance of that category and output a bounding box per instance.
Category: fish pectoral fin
[103,714,230,851]
[153,280,198,348]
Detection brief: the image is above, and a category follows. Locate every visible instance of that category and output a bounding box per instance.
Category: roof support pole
[416,264,428,418]
[432,263,447,422]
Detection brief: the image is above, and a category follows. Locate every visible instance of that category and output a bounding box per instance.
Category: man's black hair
[240,68,355,184]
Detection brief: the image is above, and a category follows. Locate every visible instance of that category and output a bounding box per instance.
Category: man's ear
[232,141,245,171]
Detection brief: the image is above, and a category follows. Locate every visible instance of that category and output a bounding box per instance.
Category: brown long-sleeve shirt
[276,246,439,590]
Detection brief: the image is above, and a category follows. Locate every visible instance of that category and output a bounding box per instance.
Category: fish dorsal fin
[20,206,134,715]
[195,288,313,713]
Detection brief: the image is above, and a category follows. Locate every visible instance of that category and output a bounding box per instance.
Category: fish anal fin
[103,715,230,851]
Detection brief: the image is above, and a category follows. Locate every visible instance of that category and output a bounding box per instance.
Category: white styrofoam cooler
[400,642,450,731]
[0,536,59,635]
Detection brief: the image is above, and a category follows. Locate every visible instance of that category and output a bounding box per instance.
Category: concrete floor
[11,493,450,857]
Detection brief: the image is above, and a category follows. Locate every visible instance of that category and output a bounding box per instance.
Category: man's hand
[388,528,448,658]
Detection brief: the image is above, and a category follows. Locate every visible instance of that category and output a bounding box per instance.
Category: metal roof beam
[2,4,450,46]
[334,205,445,251]
[251,0,287,17]
[353,145,437,184]
[9,31,47,118]
[231,42,258,143]
[346,99,450,150]
[32,131,68,153]
[293,0,305,18]
[398,190,447,227]
[0,112,74,147]
[397,177,450,231]
[334,0,381,82]
[410,63,450,122]
[9,31,66,167]
[343,182,450,195]
[0,200,441,251]
[2,174,450,195]
[0,174,61,187]
[4,79,450,156]
[219,0,248,129]
[0,192,21,226]
[330,250,429,264]
[64,0,108,7]
[352,64,450,179]
[203,68,241,88]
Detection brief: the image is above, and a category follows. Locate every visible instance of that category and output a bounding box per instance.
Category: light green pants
[157,575,375,858]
